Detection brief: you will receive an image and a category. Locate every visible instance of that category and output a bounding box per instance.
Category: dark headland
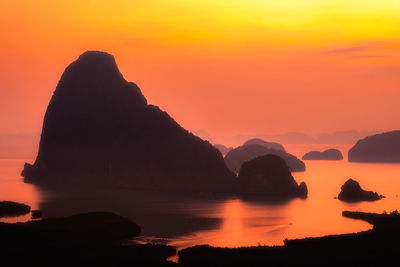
[302,148,343,160]
[348,130,400,163]
[0,211,176,266]
[224,144,305,173]
[21,51,235,193]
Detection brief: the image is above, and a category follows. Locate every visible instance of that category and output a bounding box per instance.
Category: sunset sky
[1,0,399,143]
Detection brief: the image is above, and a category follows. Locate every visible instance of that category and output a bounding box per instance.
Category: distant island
[21,51,235,193]
[243,138,285,152]
[224,144,305,173]
[348,130,400,163]
[302,149,343,160]
[223,130,378,145]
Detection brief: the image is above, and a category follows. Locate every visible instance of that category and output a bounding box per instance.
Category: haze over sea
[1,142,399,249]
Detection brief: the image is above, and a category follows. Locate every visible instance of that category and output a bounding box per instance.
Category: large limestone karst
[22,51,235,192]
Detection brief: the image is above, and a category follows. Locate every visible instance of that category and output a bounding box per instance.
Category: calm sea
[1,143,399,250]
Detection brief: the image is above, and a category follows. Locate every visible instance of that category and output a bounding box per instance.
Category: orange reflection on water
[0,158,44,223]
[1,144,400,250]
[170,144,399,249]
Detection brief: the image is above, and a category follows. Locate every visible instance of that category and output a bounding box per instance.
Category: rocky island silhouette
[349,130,400,163]
[243,138,286,152]
[20,51,312,202]
[338,178,384,202]
[302,149,343,160]
[237,154,307,199]
[22,51,235,193]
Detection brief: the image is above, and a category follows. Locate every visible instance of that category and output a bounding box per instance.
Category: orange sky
[1,0,399,143]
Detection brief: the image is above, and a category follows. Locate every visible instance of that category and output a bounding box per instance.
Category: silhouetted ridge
[348,130,400,163]
[22,51,235,193]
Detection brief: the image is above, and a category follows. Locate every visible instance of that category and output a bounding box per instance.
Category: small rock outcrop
[243,138,285,152]
[237,154,307,199]
[348,131,400,163]
[338,179,384,202]
[302,149,343,160]
[0,201,31,218]
[224,144,305,173]
[21,51,235,193]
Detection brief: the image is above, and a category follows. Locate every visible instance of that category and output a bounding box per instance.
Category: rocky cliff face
[22,51,235,192]
[348,131,400,163]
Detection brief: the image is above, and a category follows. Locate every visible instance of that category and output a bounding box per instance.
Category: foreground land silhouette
[0,211,175,266]
[1,208,399,266]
